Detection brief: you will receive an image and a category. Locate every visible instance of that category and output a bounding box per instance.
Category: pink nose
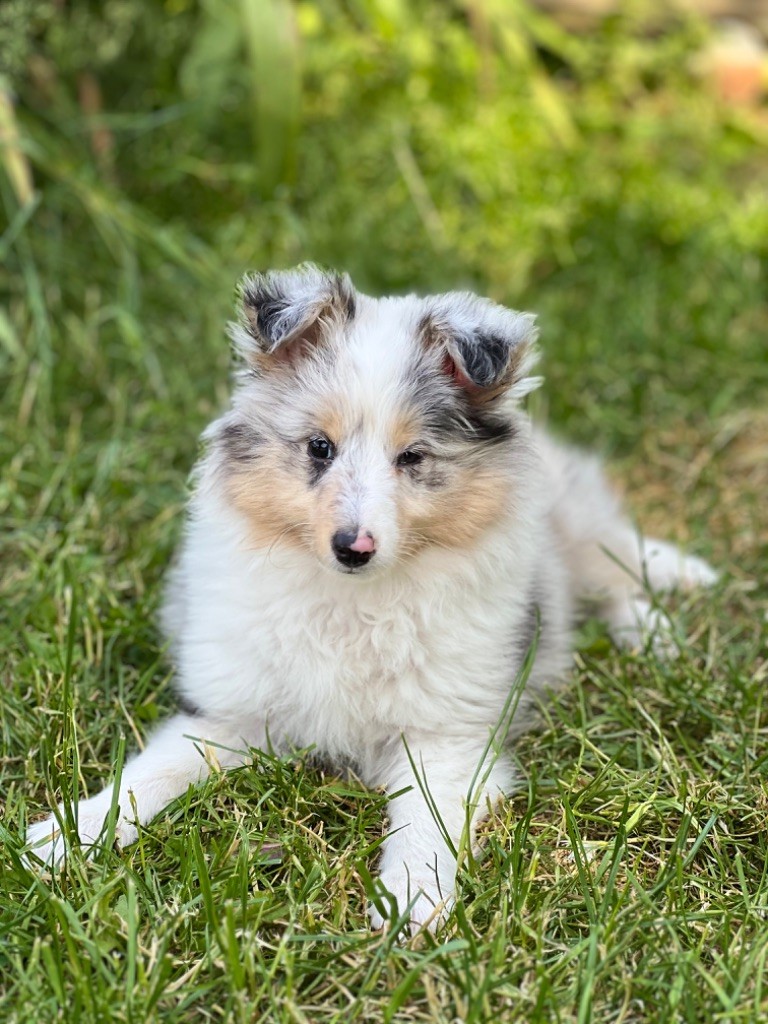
[332,529,377,569]
[348,531,375,553]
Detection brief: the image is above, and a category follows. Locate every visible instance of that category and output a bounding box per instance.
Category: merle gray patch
[341,287,357,322]
[254,295,296,350]
[307,452,333,488]
[411,461,447,489]
[452,331,511,388]
[407,361,514,452]
[218,422,263,462]
[443,406,513,447]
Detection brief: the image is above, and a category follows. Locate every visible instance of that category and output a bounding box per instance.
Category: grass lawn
[1,3,767,1021]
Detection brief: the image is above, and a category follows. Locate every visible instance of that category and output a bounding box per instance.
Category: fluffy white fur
[26,267,717,934]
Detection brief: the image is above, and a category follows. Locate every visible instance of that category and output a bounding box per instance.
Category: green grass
[1,2,767,1021]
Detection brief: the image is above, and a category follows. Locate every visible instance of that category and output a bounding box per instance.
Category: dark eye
[397,449,424,468]
[308,436,335,461]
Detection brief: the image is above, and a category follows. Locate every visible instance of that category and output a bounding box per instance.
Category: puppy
[26,265,717,931]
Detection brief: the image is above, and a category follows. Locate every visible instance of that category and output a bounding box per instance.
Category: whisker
[265,521,314,567]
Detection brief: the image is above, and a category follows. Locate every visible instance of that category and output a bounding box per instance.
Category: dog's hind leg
[535,430,718,651]
[597,534,719,651]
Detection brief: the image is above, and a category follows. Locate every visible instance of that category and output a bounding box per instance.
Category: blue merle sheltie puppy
[27,265,717,932]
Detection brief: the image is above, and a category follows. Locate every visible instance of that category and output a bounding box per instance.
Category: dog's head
[209,264,540,576]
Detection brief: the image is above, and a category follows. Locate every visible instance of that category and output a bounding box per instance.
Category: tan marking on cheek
[224,447,314,553]
[223,446,345,562]
[403,467,508,551]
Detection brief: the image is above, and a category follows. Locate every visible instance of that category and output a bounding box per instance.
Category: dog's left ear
[423,292,540,402]
[231,264,356,368]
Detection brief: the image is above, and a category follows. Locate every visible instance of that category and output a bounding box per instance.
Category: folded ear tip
[424,292,540,395]
[232,264,357,361]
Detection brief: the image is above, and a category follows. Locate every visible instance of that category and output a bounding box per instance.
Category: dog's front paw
[368,869,454,935]
[24,804,138,871]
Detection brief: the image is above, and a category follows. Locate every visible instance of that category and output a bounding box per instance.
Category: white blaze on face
[306,297,422,571]
[321,427,400,570]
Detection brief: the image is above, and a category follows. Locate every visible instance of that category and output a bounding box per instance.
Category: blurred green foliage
[3,3,766,446]
[2,7,768,1020]
[5,0,768,289]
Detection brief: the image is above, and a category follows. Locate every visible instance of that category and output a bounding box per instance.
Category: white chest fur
[166,499,539,769]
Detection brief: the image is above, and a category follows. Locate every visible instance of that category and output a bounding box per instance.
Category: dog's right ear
[230,264,356,368]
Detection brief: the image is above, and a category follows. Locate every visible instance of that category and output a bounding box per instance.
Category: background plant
[1,2,766,1021]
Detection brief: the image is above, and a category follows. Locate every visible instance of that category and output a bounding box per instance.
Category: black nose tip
[332,530,375,569]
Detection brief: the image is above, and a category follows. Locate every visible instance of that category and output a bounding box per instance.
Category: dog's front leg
[369,735,513,934]
[25,710,264,869]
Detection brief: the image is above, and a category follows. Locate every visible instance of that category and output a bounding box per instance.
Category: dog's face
[209,266,539,576]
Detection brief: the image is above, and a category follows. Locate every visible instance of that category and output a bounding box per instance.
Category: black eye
[397,449,424,468]
[308,436,335,461]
